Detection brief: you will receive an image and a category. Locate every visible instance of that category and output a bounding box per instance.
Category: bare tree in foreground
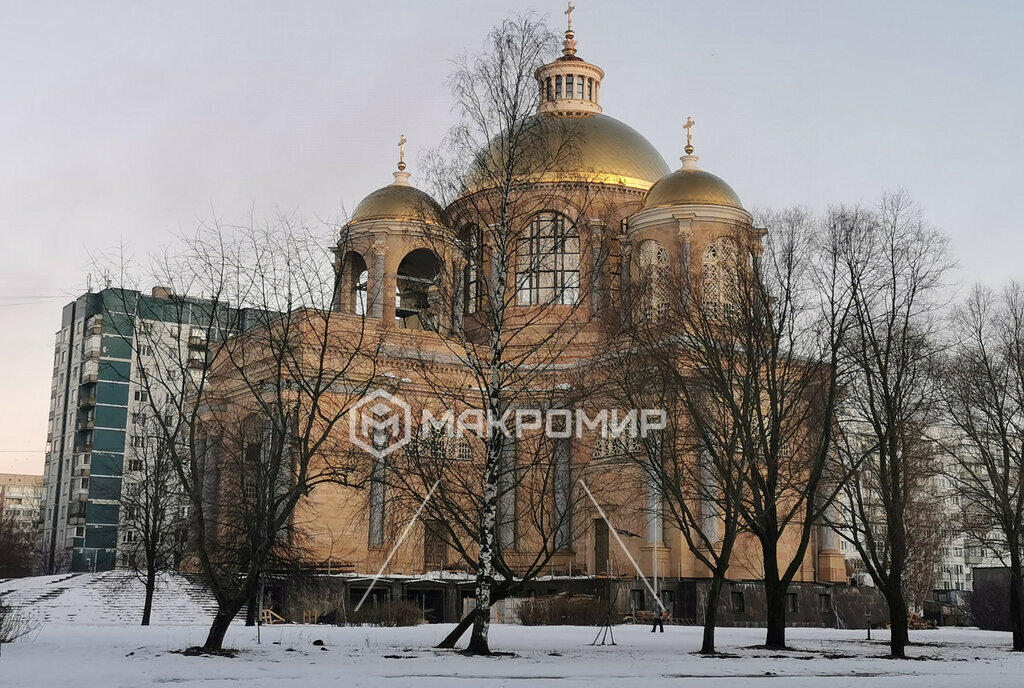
[830,191,952,658]
[687,210,848,651]
[406,12,621,654]
[607,273,747,654]
[102,215,378,649]
[940,284,1024,650]
[114,414,188,625]
[0,512,36,578]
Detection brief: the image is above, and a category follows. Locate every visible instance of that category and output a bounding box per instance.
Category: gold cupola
[640,118,744,211]
[347,136,444,226]
[464,6,669,193]
[535,2,604,117]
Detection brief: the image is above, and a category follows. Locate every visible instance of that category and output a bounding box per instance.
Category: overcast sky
[1,0,1022,474]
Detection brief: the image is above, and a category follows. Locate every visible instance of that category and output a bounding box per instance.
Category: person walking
[650,602,665,633]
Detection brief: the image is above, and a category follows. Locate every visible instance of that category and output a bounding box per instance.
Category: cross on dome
[684,117,695,155]
[397,134,407,171]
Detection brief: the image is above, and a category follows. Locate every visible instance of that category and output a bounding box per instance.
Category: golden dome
[640,155,743,210]
[348,171,444,226]
[467,113,670,192]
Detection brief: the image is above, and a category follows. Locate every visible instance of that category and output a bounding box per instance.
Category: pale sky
[1,0,1022,474]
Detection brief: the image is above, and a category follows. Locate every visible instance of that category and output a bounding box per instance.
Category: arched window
[702,237,739,317]
[337,251,367,315]
[396,248,442,330]
[460,224,482,315]
[516,212,580,306]
[638,239,670,319]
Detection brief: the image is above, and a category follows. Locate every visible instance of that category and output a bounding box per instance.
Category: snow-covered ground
[4,622,1024,687]
[3,573,1023,686]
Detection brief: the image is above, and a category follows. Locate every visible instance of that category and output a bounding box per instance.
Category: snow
[0,571,216,625]
[3,573,1023,686]
[4,620,1024,687]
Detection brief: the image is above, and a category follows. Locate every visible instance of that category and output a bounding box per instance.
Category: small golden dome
[467,113,670,192]
[640,155,743,210]
[348,171,444,226]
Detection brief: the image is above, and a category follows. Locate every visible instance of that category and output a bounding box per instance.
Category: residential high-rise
[0,473,43,527]
[39,286,251,573]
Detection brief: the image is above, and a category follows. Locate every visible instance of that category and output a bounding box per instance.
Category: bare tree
[0,512,36,578]
[829,191,952,658]
[389,12,627,654]
[678,209,849,650]
[114,414,188,625]
[605,326,748,654]
[940,284,1024,650]
[100,214,379,649]
[0,595,35,656]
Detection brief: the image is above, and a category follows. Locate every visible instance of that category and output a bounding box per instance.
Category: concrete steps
[0,571,218,625]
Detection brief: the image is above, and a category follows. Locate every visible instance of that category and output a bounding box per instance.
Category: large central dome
[467,113,669,193]
[465,25,669,195]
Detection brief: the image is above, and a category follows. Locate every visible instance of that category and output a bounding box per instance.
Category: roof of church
[466,113,670,193]
[347,170,444,226]
[641,154,744,211]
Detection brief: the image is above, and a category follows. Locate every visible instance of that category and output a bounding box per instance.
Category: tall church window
[565,75,574,99]
[702,237,739,318]
[587,78,593,100]
[555,75,562,98]
[638,239,670,319]
[545,77,553,101]
[368,454,385,546]
[553,436,572,550]
[576,75,584,99]
[460,225,482,315]
[516,212,579,306]
[496,437,516,550]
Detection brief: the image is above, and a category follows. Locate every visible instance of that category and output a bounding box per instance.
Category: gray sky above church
[1,0,1021,473]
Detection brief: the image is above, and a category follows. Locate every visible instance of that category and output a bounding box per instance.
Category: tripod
[591,585,620,646]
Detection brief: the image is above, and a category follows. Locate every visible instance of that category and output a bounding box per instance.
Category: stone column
[368,237,387,320]
[619,237,632,326]
[589,220,606,317]
[330,246,344,313]
[451,255,466,333]
[817,503,846,583]
[699,448,719,545]
[382,273,397,326]
[676,221,693,308]
[751,240,764,321]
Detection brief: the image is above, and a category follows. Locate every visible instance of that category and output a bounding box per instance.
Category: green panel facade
[96,382,129,406]
[102,310,134,337]
[84,524,118,548]
[101,335,133,360]
[93,405,128,429]
[92,429,125,453]
[98,360,131,384]
[86,503,120,526]
[90,453,123,476]
[89,476,122,501]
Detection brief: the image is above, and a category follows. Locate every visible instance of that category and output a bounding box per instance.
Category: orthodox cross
[684,117,695,154]
[565,2,575,31]
[398,134,407,170]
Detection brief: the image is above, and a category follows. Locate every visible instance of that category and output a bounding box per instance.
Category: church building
[203,10,878,628]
